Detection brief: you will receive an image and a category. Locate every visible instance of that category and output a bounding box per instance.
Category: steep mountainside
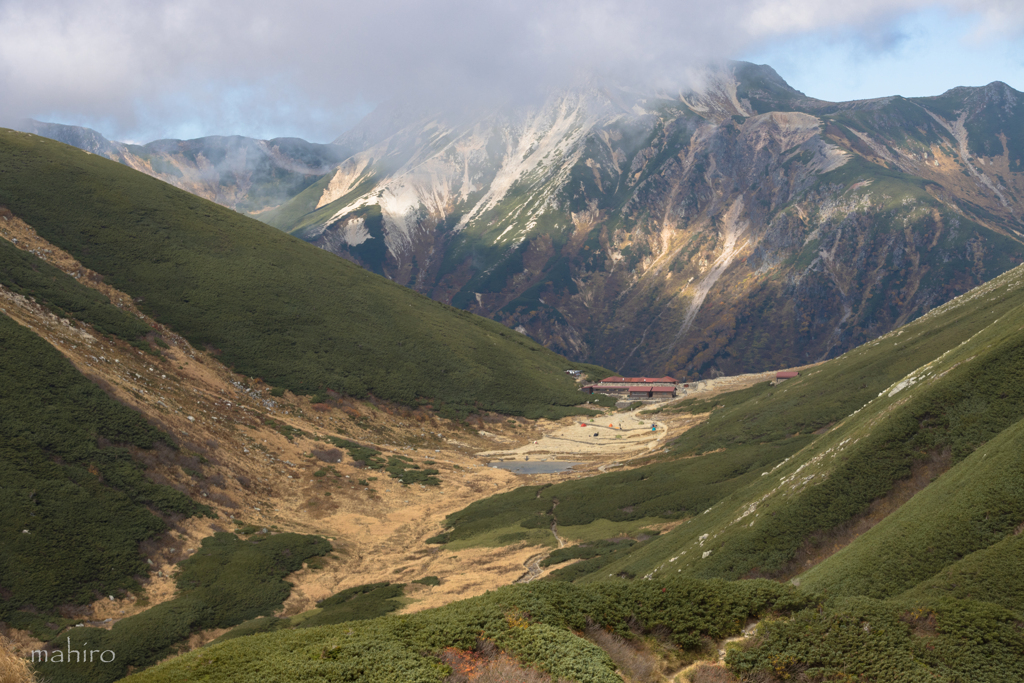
[275,64,1024,377]
[0,206,572,683]
[25,66,1024,379]
[0,129,607,418]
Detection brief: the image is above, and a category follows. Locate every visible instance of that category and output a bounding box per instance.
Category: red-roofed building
[584,375,679,400]
[776,370,800,381]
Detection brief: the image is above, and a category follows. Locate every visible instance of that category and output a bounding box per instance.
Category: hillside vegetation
[598,262,1024,585]
[0,233,151,343]
[0,313,208,639]
[127,577,808,683]
[119,261,1024,683]
[0,129,607,418]
[33,531,331,683]
[429,260,1024,578]
[126,574,1024,683]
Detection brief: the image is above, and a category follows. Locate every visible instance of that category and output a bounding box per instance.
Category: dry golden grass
[0,635,34,683]
[681,663,739,683]
[585,626,663,683]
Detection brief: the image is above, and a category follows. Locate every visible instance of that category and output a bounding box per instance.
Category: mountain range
[20,62,1024,378]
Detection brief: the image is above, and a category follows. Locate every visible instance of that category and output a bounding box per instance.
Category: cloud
[0,0,1021,142]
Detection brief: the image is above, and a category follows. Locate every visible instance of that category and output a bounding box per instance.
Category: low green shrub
[126,576,808,683]
[0,236,150,341]
[0,315,208,638]
[728,596,1024,683]
[300,583,406,628]
[324,436,387,469]
[541,538,637,567]
[33,531,331,683]
[386,456,441,486]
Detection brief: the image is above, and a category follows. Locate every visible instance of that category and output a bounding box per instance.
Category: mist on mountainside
[4,0,1022,142]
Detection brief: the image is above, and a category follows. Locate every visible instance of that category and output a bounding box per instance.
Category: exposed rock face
[285,64,1024,377]
[22,63,1024,378]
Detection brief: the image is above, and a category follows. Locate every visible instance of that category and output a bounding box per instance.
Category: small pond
[488,460,586,475]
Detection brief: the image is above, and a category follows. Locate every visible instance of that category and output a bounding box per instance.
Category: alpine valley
[21,61,1024,378]
[2,61,1024,683]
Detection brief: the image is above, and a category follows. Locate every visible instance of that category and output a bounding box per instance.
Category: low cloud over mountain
[1,0,1022,142]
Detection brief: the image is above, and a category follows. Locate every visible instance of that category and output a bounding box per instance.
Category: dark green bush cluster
[0,130,606,418]
[33,531,331,683]
[301,582,406,628]
[386,455,441,486]
[127,576,807,683]
[262,418,310,441]
[0,315,209,638]
[207,615,289,645]
[728,596,1024,683]
[0,237,151,341]
[545,535,667,583]
[324,436,386,469]
[211,582,408,646]
[541,538,637,567]
[320,437,441,485]
[432,276,1024,565]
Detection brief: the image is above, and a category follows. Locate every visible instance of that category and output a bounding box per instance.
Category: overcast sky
[1,0,1022,143]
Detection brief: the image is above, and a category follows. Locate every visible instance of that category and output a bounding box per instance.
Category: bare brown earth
[0,212,784,658]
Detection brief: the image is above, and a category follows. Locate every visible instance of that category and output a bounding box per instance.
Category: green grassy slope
[0,313,208,638]
[0,235,151,342]
[900,532,1024,613]
[590,264,1024,584]
[117,238,1024,683]
[430,261,1024,586]
[0,129,605,417]
[798,410,1024,601]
